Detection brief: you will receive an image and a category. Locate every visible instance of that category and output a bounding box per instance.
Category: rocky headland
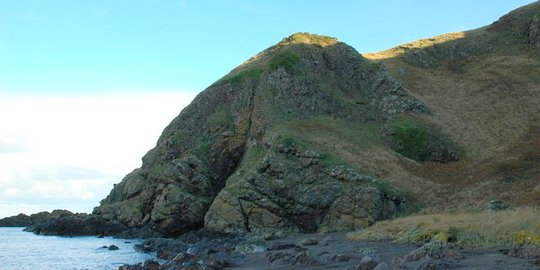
[1,1,540,269]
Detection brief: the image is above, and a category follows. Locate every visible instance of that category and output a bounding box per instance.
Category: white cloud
[0,91,196,218]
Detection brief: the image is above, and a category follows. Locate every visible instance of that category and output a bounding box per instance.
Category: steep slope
[94,33,429,236]
[363,1,540,210]
[94,2,540,237]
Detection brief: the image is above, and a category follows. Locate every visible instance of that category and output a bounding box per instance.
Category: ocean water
[0,227,155,270]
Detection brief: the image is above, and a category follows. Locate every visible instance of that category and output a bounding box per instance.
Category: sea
[0,227,156,270]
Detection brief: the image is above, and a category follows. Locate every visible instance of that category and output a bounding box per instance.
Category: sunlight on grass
[363,32,466,60]
[347,207,540,247]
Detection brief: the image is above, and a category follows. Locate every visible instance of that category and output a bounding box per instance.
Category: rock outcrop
[16,2,540,238]
[24,213,128,236]
[0,210,73,227]
[93,33,423,237]
[489,1,540,48]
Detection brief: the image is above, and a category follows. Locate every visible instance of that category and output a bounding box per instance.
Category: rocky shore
[117,231,540,270]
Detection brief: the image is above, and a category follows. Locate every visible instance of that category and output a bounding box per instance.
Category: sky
[0,0,536,218]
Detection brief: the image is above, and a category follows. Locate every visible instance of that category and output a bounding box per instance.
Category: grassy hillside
[355,2,540,211]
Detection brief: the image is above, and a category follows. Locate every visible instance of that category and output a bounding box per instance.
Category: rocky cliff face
[95,2,540,237]
[94,33,425,237]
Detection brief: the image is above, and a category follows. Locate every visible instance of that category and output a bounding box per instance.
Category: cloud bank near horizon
[0,91,196,218]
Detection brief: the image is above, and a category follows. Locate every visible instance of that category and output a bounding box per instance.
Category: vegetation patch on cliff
[269,49,300,71]
[229,68,264,84]
[387,116,461,162]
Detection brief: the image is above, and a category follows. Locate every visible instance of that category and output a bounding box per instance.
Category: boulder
[484,199,509,212]
[356,256,379,270]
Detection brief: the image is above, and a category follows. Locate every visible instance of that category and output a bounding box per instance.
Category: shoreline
[119,231,540,270]
[1,222,539,269]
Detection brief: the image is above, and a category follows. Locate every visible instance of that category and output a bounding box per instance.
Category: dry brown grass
[356,22,540,211]
[348,207,540,247]
[363,32,466,60]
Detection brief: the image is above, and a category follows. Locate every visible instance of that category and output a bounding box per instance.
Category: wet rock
[356,256,379,270]
[142,260,160,270]
[119,263,143,270]
[134,238,189,260]
[108,245,119,250]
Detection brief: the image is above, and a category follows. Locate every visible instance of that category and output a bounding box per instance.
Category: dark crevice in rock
[237,197,252,233]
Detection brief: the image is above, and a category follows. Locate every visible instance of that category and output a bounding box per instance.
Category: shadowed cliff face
[93,33,425,236]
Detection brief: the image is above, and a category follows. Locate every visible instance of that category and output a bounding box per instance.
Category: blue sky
[0,0,536,217]
[0,0,536,94]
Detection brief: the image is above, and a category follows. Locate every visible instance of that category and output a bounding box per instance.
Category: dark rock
[108,245,119,250]
[356,256,379,270]
[134,238,189,259]
[267,241,296,251]
[530,13,540,47]
[402,242,463,262]
[291,251,320,266]
[156,249,177,260]
[266,251,294,264]
[173,252,194,263]
[318,252,352,264]
[331,254,352,262]
[0,210,73,227]
[116,226,161,239]
[484,199,509,212]
[142,260,160,270]
[509,245,540,259]
[118,263,143,270]
[415,259,450,270]
[25,213,127,236]
[374,262,391,270]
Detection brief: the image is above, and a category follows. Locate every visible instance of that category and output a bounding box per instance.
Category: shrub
[229,68,264,84]
[388,117,460,162]
[269,49,300,71]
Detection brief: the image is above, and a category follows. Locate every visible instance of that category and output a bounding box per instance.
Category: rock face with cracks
[93,33,420,237]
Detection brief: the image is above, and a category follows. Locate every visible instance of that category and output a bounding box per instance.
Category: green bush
[389,117,460,162]
[391,120,431,161]
[195,136,211,158]
[229,68,264,84]
[270,49,300,71]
